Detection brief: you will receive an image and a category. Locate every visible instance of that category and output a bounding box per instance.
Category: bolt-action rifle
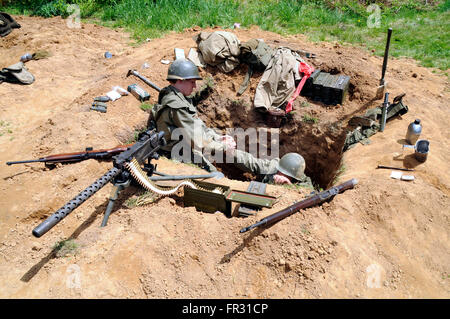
[6,144,134,166]
[32,129,166,238]
[240,178,358,233]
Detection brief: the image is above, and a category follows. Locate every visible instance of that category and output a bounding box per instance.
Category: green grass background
[1,0,449,70]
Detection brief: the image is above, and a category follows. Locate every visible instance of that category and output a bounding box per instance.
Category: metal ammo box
[127,84,150,102]
[184,180,277,218]
[301,70,350,105]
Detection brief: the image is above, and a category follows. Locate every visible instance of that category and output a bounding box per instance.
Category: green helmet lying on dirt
[276,152,306,181]
[167,59,202,81]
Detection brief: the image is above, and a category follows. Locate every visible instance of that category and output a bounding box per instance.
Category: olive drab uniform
[254,47,304,112]
[150,85,277,174]
[151,86,224,153]
[234,151,312,187]
[150,86,221,171]
[262,171,313,188]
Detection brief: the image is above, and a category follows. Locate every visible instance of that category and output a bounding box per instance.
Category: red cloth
[285,62,315,113]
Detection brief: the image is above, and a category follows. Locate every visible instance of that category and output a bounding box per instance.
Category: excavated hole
[197,90,349,190]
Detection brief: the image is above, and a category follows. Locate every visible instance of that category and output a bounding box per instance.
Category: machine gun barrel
[32,167,121,237]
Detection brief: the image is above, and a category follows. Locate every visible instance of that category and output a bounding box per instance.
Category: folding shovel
[375,28,393,100]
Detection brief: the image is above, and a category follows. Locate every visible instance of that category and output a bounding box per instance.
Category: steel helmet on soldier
[276,153,306,181]
[167,59,202,81]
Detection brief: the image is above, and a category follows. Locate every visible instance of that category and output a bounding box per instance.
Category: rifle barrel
[149,172,224,181]
[239,219,267,233]
[240,178,358,233]
[6,145,132,166]
[6,159,44,165]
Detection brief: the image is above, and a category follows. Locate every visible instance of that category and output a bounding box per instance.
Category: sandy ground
[0,16,449,299]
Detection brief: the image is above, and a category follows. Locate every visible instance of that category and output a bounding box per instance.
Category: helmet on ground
[167,59,202,81]
[276,153,306,181]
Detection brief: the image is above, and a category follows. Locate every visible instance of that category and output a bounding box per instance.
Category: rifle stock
[240,178,358,233]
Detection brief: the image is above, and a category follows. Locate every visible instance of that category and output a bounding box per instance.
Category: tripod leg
[100,179,130,227]
[101,185,121,227]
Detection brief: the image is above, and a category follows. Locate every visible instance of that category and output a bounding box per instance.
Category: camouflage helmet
[167,59,202,81]
[276,153,306,181]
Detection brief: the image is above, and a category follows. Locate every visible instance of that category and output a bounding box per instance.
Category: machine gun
[32,129,166,237]
[31,129,224,238]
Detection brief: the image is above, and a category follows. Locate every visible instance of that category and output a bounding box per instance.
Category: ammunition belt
[125,158,198,196]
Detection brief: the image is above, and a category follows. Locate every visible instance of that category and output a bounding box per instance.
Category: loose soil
[0,16,448,299]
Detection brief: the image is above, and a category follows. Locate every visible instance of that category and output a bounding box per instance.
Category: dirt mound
[0,16,448,299]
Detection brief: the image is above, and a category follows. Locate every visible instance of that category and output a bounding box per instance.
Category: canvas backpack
[344,93,409,151]
[0,62,35,85]
[194,31,241,73]
[0,12,21,37]
[237,39,274,95]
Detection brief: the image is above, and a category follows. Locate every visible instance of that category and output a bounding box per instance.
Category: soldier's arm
[171,108,224,151]
[233,150,278,175]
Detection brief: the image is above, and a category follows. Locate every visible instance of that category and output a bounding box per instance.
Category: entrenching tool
[375,28,393,100]
[126,69,161,92]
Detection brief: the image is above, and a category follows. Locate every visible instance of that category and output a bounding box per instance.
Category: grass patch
[229,99,250,109]
[140,103,153,112]
[302,114,319,124]
[53,238,79,257]
[125,127,147,143]
[300,224,311,235]
[0,120,13,137]
[1,1,448,69]
[282,182,314,192]
[125,191,158,208]
[300,100,311,108]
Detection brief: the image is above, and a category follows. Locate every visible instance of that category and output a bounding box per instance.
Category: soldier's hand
[220,135,236,150]
[273,173,292,185]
